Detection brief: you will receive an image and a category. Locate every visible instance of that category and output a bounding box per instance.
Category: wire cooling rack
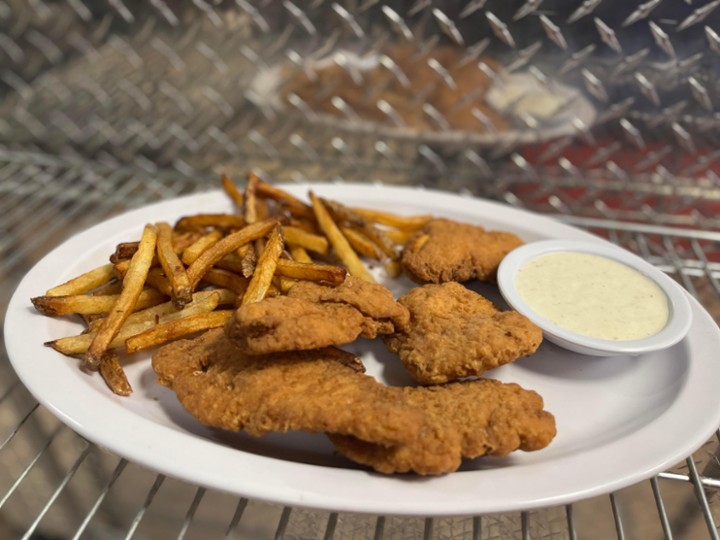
[1,0,720,538]
[1,147,719,540]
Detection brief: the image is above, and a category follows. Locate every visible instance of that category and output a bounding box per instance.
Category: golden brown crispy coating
[152,328,555,476]
[384,282,543,384]
[287,277,409,332]
[401,218,523,284]
[329,379,556,474]
[226,276,409,355]
[152,328,426,447]
[226,296,366,354]
[404,381,556,456]
[329,423,458,475]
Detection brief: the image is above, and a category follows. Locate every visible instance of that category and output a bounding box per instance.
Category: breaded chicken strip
[329,379,556,474]
[287,277,409,333]
[152,328,433,449]
[226,276,409,355]
[384,282,542,384]
[401,218,523,283]
[152,328,555,476]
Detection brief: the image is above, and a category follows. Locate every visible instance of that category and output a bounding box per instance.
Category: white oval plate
[497,239,694,356]
[6,184,720,516]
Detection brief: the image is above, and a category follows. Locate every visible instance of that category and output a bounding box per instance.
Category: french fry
[89,280,123,296]
[283,226,329,255]
[99,352,133,396]
[116,232,199,258]
[221,172,244,206]
[193,288,236,306]
[105,289,233,329]
[383,228,413,245]
[181,229,223,265]
[288,217,321,234]
[110,234,196,263]
[172,230,205,253]
[349,207,433,230]
[309,192,375,283]
[81,283,125,328]
[134,288,223,328]
[385,259,403,279]
[241,225,284,305]
[360,226,398,260]
[113,259,130,276]
[320,198,364,227]
[156,222,192,306]
[255,197,270,221]
[124,310,233,354]
[244,174,270,272]
[145,268,173,297]
[239,243,257,278]
[265,281,282,298]
[85,224,158,369]
[409,233,430,252]
[160,290,224,318]
[201,268,249,296]
[278,277,297,294]
[215,252,245,274]
[322,198,397,259]
[186,218,279,289]
[110,242,139,264]
[244,172,259,225]
[175,214,246,231]
[48,320,155,356]
[45,264,116,296]
[340,227,384,260]
[113,255,160,277]
[31,288,165,316]
[48,291,225,356]
[122,298,191,327]
[254,176,315,219]
[82,282,122,329]
[275,259,347,285]
[113,232,198,262]
[289,245,313,264]
[277,252,303,293]
[84,316,104,332]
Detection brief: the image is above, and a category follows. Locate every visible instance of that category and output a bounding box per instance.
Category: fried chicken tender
[401,218,523,283]
[384,282,543,384]
[152,328,427,447]
[152,328,556,475]
[329,379,556,474]
[226,276,409,355]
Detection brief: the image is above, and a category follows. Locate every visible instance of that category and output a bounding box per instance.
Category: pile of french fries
[31,173,432,396]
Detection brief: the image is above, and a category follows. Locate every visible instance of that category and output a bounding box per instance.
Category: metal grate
[1,143,719,540]
[1,0,720,538]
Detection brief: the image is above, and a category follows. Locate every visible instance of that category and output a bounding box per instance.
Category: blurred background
[0,0,719,538]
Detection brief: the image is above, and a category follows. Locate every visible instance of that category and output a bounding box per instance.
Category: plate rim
[6,183,720,516]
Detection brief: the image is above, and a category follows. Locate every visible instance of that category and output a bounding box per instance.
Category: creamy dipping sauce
[515,251,669,341]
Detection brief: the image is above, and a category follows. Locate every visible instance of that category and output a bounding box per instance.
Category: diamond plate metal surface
[1,1,719,539]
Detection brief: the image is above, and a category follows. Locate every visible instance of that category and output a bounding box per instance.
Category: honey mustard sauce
[515,252,669,341]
